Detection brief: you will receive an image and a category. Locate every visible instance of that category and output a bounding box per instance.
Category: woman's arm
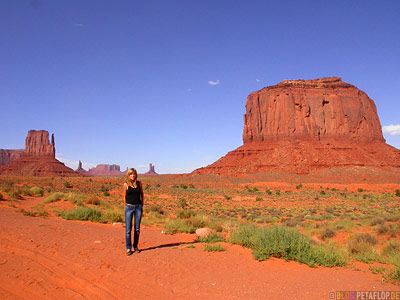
[139,181,144,205]
[123,183,127,206]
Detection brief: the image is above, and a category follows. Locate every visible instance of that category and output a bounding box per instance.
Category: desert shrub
[265,189,272,195]
[180,184,188,189]
[165,219,195,234]
[198,233,224,243]
[19,207,48,217]
[296,184,303,190]
[103,191,110,196]
[44,192,66,203]
[395,189,400,197]
[347,233,378,262]
[61,206,102,222]
[230,224,346,267]
[358,188,364,192]
[370,216,385,226]
[64,181,72,188]
[224,195,232,200]
[382,240,400,257]
[177,209,196,219]
[256,196,263,202]
[177,198,187,209]
[189,184,195,188]
[30,187,44,197]
[101,209,123,223]
[0,192,4,201]
[172,184,178,189]
[275,190,280,196]
[204,244,225,252]
[282,218,298,227]
[320,190,326,195]
[321,228,336,240]
[156,184,161,187]
[85,196,100,205]
[8,190,22,200]
[147,204,164,215]
[376,224,390,235]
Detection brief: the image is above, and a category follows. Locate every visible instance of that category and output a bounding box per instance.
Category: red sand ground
[1,198,399,300]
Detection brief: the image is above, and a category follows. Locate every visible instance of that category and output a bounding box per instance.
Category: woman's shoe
[126,250,133,256]
[133,247,140,253]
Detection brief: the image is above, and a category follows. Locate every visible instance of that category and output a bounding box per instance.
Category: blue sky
[1,0,399,174]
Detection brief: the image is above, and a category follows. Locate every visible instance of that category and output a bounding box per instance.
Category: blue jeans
[125,204,142,250]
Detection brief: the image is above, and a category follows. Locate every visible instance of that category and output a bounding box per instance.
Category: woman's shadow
[140,241,196,252]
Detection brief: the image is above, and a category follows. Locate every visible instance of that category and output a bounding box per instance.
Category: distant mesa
[144,163,158,175]
[0,130,80,177]
[194,77,400,175]
[87,164,124,177]
[76,163,159,176]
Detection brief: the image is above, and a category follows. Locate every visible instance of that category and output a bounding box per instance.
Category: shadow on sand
[140,241,196,252]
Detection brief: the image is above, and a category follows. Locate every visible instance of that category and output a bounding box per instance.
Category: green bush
[180,184,188,189]
[0,192,4,201]
[30,187,44,197]
[296,184,303,190]
[230,224,346,267]
[61,206,103,222]
[198,233,224,243]
[395,189,400,197]
[204,244,225,252]
[44,192,66,203]
[101,209,123,223]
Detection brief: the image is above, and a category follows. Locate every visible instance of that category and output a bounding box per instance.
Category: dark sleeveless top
[125,181,142,205]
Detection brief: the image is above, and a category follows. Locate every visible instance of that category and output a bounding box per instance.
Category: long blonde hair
[125,168,138,187]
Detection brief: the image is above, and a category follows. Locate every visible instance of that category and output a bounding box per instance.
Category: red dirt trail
[0,203,399,300]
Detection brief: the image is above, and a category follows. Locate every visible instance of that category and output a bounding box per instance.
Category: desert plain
[0,171,399,300]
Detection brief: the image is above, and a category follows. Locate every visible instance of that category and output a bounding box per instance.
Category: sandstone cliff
[194,77,400,175]
[243,77,384,143]
[24,130,56,156]
[0,130,80,177]
[0,149,24,166]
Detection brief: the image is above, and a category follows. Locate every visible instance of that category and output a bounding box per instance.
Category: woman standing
[123,168,144,255]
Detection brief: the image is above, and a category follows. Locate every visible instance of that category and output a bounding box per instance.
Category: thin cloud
[256,79,261,82]
[208,80,220,86]
[74,23,84,27]
[382,125,400,136]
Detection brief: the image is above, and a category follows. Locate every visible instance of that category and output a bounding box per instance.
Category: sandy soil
[1,200,399,300]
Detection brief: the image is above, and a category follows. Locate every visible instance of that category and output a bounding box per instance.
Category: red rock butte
[0,130,80,177]
[194,77,400,175]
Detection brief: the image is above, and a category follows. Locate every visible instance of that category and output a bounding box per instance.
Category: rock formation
[24,130,56,156]
[88,164,124,177]
[0,149,24,166]
[194,77,400,175]
[144,163,158,175]
[0,130,80,177]
[75,160,90,176]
